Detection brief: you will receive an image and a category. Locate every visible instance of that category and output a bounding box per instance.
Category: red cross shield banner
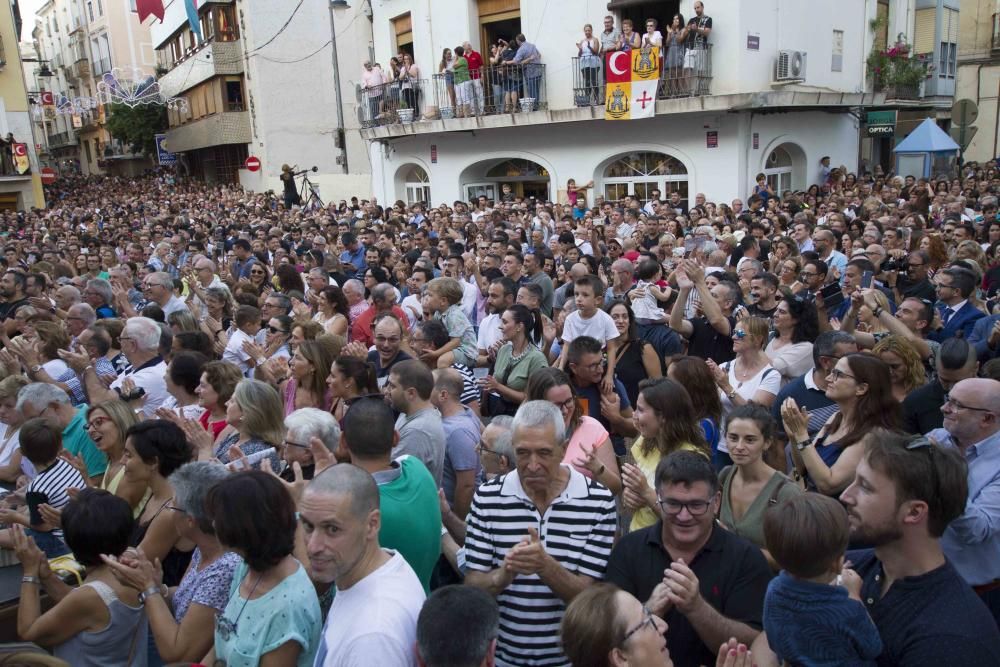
[605,48,660,121]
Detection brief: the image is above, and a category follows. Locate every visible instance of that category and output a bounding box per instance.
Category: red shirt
[351,304,409,348]
[465,50,484,79]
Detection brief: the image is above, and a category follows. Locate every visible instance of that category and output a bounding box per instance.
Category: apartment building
[955,0,1000,163]
[152,0,372,198]
[358,0,958,206]
[0,0,44,209]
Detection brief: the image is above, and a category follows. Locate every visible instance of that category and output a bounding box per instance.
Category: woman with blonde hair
[0,374,28,482]
[83,400,144,508]
[213,379,283,469]
[872,335,926,402]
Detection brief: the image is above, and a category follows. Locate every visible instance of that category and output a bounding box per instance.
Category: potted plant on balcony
[397,99,415,124]
[866,37,930,100]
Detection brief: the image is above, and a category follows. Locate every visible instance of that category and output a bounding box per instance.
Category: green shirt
[378,455,442,592]
[64,405,107,478]
[492,343,549,393]
[453,56,471,84]
[719,466,801,550]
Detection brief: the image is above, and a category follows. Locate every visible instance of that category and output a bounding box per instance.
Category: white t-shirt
[477,312,503,352]
[0,426,19,467]
[42,359,70,379]
[717,361,781,452]
[315,550,425,667]
[561,308,619,347]
[162,294,189,317]
[401,294,423,329]
[222,329,255,377]
[461,279,478,323]
[109,357,169,419]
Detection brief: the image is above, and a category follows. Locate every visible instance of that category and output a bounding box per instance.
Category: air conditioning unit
[775,50,807,81]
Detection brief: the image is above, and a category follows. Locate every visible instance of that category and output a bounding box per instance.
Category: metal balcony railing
[571,45,713,107]
[431,63,547,117]
[359,79,430,128]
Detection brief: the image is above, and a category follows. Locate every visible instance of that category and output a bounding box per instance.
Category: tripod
[296,167,323,209]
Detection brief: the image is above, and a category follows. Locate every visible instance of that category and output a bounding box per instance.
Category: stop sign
[244,156,261,172]
[40,167,57,185]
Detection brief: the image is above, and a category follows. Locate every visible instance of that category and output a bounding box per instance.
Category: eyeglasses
[374,336,401,344]
[799,271,818,278]
[85,416,111,431]
[618,605,656,647]
[475,441,502,458]
[732,329,748,339]
[282,439,310,450]
[656,497,713,516]
[943,393,995,414]
[905,436,940,509]
[267,325,287,334]
[554,396,576,412]
[828,368,856,382]
[165,504,187,514]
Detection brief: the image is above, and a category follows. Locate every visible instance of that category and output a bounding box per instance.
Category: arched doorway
[460,157,551,203]
[394,163,432,206]
[762,142,806,195]
[599,151,689,206]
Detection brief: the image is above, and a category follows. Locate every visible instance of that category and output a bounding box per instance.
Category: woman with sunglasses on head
[781,353,901,495]
[706,317,780,469]
[525,367,622,495]
[766,294,819,385]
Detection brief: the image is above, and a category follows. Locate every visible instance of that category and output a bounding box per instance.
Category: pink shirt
[561,416,610,479]
[362,67,385,89]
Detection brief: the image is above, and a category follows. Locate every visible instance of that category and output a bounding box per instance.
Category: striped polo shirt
[465,466,617,667]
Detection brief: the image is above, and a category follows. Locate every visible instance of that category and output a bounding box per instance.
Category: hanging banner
[98,104,106,124]
[605,48,660,121]
[12,143,30,174]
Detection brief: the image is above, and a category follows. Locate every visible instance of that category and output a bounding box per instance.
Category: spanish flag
[605,48,660,121]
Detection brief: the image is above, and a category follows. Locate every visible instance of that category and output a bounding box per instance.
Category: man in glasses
[142,271,188,317]
[926,378,1000,624]
[903,337,978,435]
[891,249,935,303]
[607,451,770,667]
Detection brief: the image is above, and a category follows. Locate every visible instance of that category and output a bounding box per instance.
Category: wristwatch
[29,365,42,374]
[795,439,813,451]
[139,585,163,605]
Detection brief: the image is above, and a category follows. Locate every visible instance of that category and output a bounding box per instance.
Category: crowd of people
[0,160,997,666]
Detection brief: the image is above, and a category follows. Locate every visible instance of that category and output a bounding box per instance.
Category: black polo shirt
[847,549,1000,666]
[686,315,736,364]
[901,380,945,435]
[606,522,771,667]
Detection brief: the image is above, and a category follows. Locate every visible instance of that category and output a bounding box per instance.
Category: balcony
[158,39,244,98]
[71,57,90,81]
[571,45,713,107]
[47,131,76,149]
[359,63,548,129]
[165,111,251,153]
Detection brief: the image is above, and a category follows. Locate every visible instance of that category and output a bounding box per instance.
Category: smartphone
[26,491,50,526]
[861,270,874,289]
[821,282,845,310]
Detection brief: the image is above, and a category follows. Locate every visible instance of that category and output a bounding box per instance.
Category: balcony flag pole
[185,0,202,41]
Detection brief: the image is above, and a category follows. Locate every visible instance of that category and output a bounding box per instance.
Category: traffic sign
[951,99,978,127]
[154,134,176,166]
[245,156,261,172]
[40,167,57,185]
[950,125,978,151]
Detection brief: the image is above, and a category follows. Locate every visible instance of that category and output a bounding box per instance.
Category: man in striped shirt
[465,401,617,667]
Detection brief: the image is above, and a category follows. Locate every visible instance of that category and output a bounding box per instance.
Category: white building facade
[361,0,901,207]
[151,0,373,197]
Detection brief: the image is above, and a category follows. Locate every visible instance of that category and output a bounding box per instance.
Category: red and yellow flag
[605,48,660,121]
[12,143,30,175]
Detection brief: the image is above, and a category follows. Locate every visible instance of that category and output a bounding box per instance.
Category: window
[602,151,688,205]
[403,166,431,206]
[939,42,956,78]
[97,0,103,16]
[225,79,244,111]
[764,147,793,194]
[831,30,843,72]
[87,2,94,22]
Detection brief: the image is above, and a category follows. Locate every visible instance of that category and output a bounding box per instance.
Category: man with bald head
[931,377,1000,623]
[300,462,426,666]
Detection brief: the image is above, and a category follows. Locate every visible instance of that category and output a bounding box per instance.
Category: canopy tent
[893,117,959,178]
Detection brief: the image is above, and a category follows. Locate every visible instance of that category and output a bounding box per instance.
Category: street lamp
[329,0,349,174]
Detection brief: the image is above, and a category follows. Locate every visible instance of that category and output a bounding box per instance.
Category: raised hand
[779,397,810,443]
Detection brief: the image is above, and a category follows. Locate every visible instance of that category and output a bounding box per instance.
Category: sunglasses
[267,326,287,334]
[733,329,748,339]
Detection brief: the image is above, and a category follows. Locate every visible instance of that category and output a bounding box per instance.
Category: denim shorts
[26,528,71,559]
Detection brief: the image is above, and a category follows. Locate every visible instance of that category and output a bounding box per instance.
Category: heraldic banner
[12,144,30,175]
[605,48,660,121]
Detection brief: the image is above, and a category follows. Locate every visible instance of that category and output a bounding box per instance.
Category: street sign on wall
[865,110,897,137]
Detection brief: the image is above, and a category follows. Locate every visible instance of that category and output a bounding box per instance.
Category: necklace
[509,342,531,363]
[216,570,265,641]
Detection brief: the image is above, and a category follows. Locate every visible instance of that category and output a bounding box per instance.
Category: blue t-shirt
[214,560,322,667]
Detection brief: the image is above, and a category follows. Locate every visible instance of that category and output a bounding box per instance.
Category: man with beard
[750,431,1000,665]
[0,270,29,334]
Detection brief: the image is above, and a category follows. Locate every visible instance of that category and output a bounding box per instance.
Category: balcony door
[478,0,519,51]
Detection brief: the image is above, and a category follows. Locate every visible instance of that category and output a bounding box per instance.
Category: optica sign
[865,110,897,138]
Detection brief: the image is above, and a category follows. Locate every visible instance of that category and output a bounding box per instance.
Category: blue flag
[185,0,201,41]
